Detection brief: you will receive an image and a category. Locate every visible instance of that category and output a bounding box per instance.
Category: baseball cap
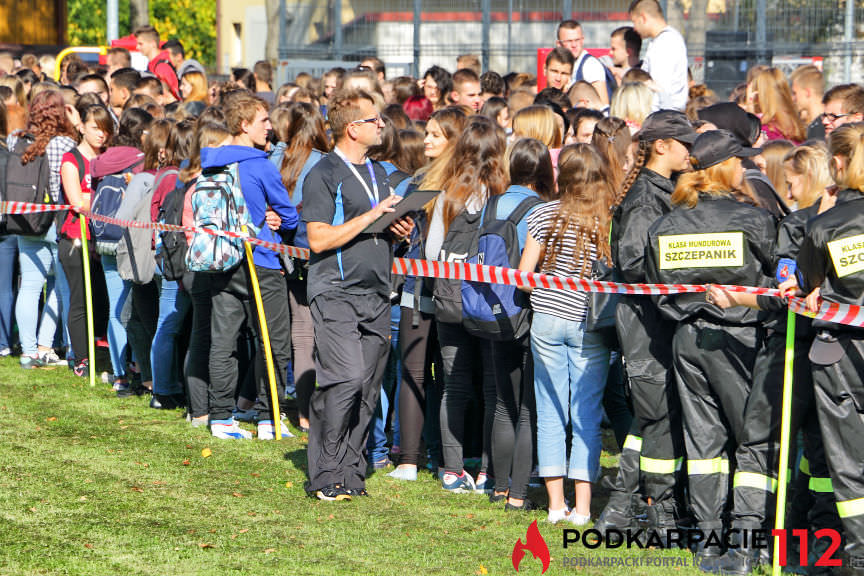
[178,59,206,78]
[697,102,762,147]
[637,110,697,144]
[690,129,761,171]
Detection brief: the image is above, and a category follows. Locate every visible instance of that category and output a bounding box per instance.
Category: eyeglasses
[352,115,381,125]
[823,112,851,123]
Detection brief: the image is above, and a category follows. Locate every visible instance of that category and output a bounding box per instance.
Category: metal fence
[275,0,864,96]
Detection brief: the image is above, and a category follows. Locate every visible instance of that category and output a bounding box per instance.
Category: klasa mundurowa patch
[658,232,745,270]
[827,233,864,278]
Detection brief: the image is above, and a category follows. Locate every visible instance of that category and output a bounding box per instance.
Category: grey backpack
[116,170,177,283]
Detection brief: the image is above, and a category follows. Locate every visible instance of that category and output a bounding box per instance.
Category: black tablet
[363,190,441,234]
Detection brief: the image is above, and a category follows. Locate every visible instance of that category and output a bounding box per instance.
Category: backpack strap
[152,168,179,197]
[507,196,543,225]
[481,194,501,228]
[69,148,86,179]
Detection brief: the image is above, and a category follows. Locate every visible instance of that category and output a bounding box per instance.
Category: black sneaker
[316,484,352,501]
[345,487,369,497]
[504,499,537,512]
[73,359,89,378]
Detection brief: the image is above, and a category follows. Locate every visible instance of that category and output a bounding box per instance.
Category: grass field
[0,356,703,576]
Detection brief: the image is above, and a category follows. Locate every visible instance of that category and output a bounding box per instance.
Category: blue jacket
[201,145,299,270]
[493,185,541,253]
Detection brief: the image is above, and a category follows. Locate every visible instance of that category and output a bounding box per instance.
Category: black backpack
[576,54,618,103]
[3,135,53,236]
[433,207,483,324]
[156,178,192,281]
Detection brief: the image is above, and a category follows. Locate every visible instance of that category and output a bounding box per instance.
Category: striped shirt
[526,200,598,322]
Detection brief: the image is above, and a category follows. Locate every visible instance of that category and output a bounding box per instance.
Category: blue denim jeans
[101,254,131,379]
[0,236,18,350]
[367,303,401,464]
[151,277,191,396]
[16,234,60,355]
[531,312,610,481]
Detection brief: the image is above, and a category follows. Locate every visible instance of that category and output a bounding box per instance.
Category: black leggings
[490,336,536,500]
[397,308,439,465]
[58,238,89,364]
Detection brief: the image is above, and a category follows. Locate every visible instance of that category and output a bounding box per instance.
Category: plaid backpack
[185,162,254,273]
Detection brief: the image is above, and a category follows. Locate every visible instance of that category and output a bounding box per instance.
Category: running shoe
[474,472,494,495]
[210,420,253,440]
[0,347,11,357]
[73,359,89,378]
[39,349,67,366]
[20,354,45,370]
[442,470,477,493]
[547,508,570,524]
[316,484,352,501]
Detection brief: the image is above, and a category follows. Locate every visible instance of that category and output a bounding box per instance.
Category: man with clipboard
[302,88,416,501]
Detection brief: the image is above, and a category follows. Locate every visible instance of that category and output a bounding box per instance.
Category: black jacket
[612,168,675,283]
[646,193,777,325]
[757,202,821,333]
[798,189,864,332]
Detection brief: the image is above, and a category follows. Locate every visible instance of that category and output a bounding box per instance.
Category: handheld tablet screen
[363,190,441,234]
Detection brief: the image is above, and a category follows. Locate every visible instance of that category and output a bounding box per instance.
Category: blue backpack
[461,194,541,341]
[91,158,143,255]
[185,162,254,273]
[575,53,618,103]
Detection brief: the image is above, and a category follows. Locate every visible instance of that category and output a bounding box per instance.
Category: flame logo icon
[512,520,550,573]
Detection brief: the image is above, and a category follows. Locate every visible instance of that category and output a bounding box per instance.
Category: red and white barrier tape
[3,201,862,329]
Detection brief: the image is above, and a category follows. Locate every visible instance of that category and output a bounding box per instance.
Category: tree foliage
[67,0,216,67]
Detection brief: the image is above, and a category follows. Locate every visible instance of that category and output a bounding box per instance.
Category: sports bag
[462,195,541,341]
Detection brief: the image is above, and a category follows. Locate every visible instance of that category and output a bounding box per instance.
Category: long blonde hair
[541,144,614,275]
[673,156,756,208]
[828,123,864,193]
[783,144,832,209]
[512,105,562,148]
[610,82,653,130]
[749,68,805,142]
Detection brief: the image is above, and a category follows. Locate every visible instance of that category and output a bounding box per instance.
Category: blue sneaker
[442,470,476,493]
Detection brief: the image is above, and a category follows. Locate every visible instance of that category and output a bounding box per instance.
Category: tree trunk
[666,0,686,37]
[265,0,281,63]
[686,0,709,61]
[130,0,149,29]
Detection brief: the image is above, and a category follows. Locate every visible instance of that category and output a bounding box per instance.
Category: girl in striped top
[518,143,614,525]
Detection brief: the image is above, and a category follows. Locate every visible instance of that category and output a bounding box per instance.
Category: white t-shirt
[571,51,606,86]
[642,26,688,111]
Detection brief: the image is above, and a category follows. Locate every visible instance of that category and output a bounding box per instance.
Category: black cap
[809,331,847,366]
[697,102,762,146]
[690,129,761,171]
[637,110,697,144]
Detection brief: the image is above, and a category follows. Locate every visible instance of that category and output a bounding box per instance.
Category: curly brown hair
[22,89,76,164]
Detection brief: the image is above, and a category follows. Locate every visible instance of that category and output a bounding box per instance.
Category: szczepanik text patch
[827,233,864,278]
[658,232,745,270]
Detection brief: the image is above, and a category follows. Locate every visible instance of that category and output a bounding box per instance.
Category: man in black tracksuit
[797,183,864,574]
[645,130,777,565]
[598,111,696,535]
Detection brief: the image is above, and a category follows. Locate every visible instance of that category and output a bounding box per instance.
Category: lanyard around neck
[334,147,379,208]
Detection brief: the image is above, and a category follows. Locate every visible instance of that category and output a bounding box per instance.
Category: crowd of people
[1,0,863,572]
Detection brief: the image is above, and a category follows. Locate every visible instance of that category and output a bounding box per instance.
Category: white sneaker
[211,421,253,440]
[0,347,11,357]
[39,349,67,366]
[567,510,591,526]
[256,420,294,440]
[547,508,570,524]
[474,472,493,495]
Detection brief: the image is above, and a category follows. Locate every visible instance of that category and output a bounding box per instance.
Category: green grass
[0,357,703,576]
